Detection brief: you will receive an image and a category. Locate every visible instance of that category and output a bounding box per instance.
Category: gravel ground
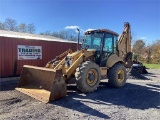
[0,69,160,120]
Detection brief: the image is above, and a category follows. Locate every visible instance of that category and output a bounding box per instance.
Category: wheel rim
[117,69,125,83]
[86,69,98,86]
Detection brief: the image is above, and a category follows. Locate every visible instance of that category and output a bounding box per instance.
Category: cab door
[100,33,117,67]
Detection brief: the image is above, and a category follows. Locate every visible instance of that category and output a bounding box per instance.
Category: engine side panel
[106,54,124,68]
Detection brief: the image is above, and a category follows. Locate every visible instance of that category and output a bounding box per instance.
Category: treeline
[0,18,159,63]
[0,18,35,33]
[40,30,83,41]
[0,18,83,41]
[132,39,160,64]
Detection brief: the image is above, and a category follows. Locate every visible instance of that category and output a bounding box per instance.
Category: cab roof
[84,29,119,36]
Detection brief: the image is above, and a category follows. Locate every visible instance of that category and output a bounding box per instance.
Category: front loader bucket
[16,65,67,103]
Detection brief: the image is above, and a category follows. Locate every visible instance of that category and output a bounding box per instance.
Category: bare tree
[52,31,60,37]
[51,30,69,39]
[40,31,53,36]
[51,29,83,41]
[18,23,27,32]
[4,18,17,31]
[57,30,77,41]
[27,23,35,34]
[66,29,77,41]
[0,22,6,30]
[59,30,69,39]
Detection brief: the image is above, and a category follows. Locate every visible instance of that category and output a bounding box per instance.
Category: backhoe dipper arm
[117,22,132,63]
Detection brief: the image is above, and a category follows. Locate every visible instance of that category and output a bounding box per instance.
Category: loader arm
[54,49,95,79]
[64,50,95,79]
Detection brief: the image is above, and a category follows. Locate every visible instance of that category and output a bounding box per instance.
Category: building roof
[0,30,77,44]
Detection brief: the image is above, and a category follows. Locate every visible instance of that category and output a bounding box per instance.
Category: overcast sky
[0,0,159,45]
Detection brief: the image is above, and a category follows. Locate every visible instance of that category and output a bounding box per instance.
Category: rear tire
[108,63,127,87]
[75,61,101,93]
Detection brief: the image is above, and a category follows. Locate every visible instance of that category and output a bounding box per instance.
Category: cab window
[103,33,114,52]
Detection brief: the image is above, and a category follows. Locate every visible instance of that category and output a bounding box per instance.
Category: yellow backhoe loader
[16,22,133,103]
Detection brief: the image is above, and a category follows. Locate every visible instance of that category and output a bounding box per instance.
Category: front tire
[75,61,101,93]
[108,63,127,87]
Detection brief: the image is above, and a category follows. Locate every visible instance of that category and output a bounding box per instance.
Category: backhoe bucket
[16,65,67,103]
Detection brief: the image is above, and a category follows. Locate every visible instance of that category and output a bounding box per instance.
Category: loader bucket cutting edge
[16,65,67,103]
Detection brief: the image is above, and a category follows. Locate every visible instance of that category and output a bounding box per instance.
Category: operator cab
[83,29,119,67]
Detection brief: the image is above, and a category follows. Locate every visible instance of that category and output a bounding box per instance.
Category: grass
[143,63,160,69]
